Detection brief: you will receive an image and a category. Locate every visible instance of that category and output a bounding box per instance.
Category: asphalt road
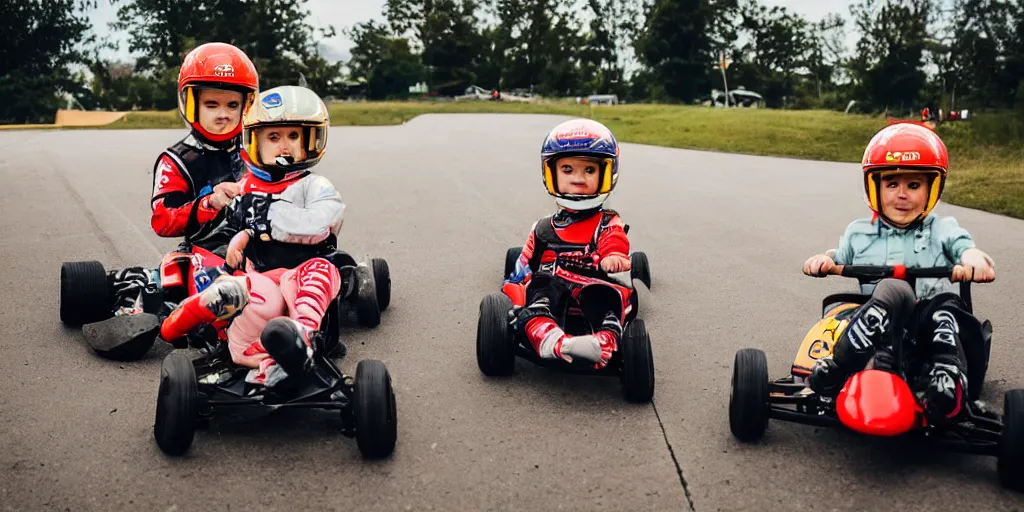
[2,114,1023,511]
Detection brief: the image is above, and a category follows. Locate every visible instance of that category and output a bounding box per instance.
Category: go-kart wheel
[998,389,1024,491]
[355,265,381,328]
[371,258,391,312]
[729,348,770,442]
[504,246,523,280]
[60,261,113,326]
[620,319,655,403]
[353,359,397,459]
[154,351,199,456]
[630,252,651,290]
[476,293,515,376]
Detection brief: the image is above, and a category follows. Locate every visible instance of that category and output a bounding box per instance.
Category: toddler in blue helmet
[505,118,631,369]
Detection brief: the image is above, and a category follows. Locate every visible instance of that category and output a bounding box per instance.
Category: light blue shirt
[832,214,976,299]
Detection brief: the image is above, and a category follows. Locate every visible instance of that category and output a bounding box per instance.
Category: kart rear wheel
[630,252,651,290]
[154,351,199,456]
[504,247,523,280]
[371,258,391,312]
[997,389,1024,491]
[476,293,515,376]
[620,319,655,403]
[354,359,398,459]
[355,265,381,328]
[60,261,112,326]
[730,348,769,442]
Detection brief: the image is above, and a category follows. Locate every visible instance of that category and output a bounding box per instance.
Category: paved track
[2,115,1023,511]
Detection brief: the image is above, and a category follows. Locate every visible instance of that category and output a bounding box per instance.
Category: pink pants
[227,257,341,368]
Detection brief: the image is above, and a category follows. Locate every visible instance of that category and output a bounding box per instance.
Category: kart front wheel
[154,351,199,456]
[476,293,515,376]
[630,252,651,290]
[60,261,112,326]
[504,246,523,280]
[998,389,1024,491]
[730,348,769,442]
[371,258,391,312]
[355,265,381,328]
[354,359,398,459]
[620,319,655,403]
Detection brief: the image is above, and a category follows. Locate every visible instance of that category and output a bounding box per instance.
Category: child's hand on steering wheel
[955,248,996,283]
[600,254,630,273]
[803,254,836,277]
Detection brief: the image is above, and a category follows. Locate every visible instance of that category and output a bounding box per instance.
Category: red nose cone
[837,370,920,436]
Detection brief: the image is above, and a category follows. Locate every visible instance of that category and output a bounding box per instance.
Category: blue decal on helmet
[262,92,283,109]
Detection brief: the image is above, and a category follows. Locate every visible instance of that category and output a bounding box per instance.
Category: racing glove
[226,192,274,241]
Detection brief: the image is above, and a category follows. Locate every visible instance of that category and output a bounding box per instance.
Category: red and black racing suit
[507,207,630,360]
[150,133,245,255]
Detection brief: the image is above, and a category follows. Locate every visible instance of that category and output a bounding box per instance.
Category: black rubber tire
[620,320,655,403]
[371,258,391,312]
[154,351,199,456]
[354,359,398,459]
[476,293,515,376]
[60,261,112,326]
[998,390,1024,491]
[729,348,770,442]
[355,266,381,328]
[504,247,523,280]
[630,252,651,290]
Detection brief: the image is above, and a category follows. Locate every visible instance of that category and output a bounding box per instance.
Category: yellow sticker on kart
[791,303,860,376]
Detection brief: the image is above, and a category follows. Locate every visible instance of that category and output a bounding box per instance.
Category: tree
[946,0,1023,109]
[0,0,96,123]
[346,20,424,100]
[848,0,932,113]
[579,0,637,96]
[634,0,738,103]
[731,0,813,107]
[111,0,342,94]
[384,0,488,95]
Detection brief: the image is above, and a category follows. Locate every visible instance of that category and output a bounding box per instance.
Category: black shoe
[923,362,967,424]
[261,318,313,380]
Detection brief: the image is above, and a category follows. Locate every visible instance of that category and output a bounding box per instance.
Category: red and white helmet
[177,42,259,142]
[861,123,949,225]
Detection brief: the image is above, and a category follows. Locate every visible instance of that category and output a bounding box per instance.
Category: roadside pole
[718,50,732,107]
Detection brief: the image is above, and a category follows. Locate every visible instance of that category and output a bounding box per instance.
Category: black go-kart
[140,247,397,459]
[729,264,1024,491]
[478,248,654,403]
[58,244,391,361]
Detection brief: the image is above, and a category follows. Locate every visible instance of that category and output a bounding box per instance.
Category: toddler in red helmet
[802,123,995,423]
[150,42,259,255]
[505,118,631,369]
[110,43,259,317]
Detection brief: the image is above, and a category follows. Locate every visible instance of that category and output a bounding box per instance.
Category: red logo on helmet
[213,64,235,77]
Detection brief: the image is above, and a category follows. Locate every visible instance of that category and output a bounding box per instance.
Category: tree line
[2,0,1022,123]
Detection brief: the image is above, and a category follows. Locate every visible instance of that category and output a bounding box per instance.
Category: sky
[87,0,858,64]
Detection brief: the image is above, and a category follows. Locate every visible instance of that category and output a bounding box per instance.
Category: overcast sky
[88,0,857,63]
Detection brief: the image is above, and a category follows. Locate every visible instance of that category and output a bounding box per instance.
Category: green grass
[108,101,1024,219]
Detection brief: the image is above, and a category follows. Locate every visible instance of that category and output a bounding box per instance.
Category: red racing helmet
[861,123,949,226]
[177,42,259,142]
